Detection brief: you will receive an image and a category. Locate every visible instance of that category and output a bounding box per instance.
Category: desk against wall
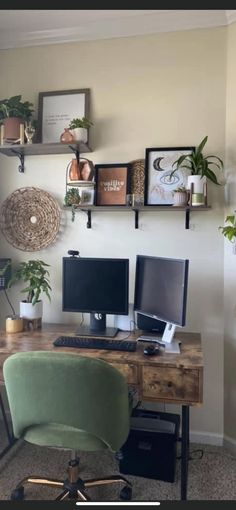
[0,323,203,500]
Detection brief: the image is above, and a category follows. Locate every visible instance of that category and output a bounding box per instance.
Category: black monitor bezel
[62,256,129,316]
[134,254,189,327]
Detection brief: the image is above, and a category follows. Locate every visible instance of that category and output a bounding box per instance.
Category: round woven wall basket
[0,187,61,252]
[129,159,145,195]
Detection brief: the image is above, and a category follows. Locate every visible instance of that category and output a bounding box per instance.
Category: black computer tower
[119,409,180,483]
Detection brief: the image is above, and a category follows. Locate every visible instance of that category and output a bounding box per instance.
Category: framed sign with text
[37,89,90,143]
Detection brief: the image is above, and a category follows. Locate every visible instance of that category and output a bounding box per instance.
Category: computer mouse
[143,345,159,356]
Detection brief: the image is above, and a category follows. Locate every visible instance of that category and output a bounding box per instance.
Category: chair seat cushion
[24,423,108,451]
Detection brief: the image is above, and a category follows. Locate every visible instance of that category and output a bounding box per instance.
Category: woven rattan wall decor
[0,187,61,251]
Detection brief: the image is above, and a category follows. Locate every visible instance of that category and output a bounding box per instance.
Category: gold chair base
[12,458,132,501]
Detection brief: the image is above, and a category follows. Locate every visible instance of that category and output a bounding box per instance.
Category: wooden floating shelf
[64,205,211,230]
[0,142,92,173]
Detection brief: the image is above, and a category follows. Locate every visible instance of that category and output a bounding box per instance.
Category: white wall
[224,21,236,449]
[0,27,226,441]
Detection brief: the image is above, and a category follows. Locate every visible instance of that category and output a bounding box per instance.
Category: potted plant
[219,214,236,243]
[8,259,51,321]
[64,188,81,222]
[0,95,34,141]
[68,117,93,143]
[172,186,188,207]
[170,136,224,194]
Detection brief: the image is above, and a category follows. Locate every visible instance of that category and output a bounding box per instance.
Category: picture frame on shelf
[80,188,95,206]
[95,164,131,206]
[144,146,194,206]
[37,89,90,144]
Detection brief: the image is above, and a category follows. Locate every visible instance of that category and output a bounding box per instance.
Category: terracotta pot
[3,117,24,141]
[60,128,75,143]
[68,158,80,180]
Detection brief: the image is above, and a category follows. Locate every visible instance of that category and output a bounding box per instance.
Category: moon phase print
[144,147,194,205]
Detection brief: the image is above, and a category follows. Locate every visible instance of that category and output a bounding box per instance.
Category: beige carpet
[0,440,235,501]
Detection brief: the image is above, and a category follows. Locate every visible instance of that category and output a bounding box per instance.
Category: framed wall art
[144,147,194,206]
[37,89,90,143]
[80,187,95,206]
[95,164,131,206]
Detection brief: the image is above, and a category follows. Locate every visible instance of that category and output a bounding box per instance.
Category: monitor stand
[138,322,181,354]
[75,313,118,338]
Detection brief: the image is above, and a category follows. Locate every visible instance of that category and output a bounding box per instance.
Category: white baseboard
[190,430,223,446]
[223,435,236,455]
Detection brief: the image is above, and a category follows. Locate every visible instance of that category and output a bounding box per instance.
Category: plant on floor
[170,136,224,185]
[219,214,236,243]
[8,260,51,305]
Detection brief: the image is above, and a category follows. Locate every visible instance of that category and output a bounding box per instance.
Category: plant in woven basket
[64,188,81,222]
[8,260,51,305]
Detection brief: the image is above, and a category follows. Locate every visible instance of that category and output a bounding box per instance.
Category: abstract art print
[144,147,194,205]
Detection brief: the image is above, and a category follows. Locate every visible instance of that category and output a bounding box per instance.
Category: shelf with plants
[64,204,211,230]
[0,142,92,173]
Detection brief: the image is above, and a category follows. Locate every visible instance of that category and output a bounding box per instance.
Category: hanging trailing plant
[219,214,236,242]
[64,188,81,222]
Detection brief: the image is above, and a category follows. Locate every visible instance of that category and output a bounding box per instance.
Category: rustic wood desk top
[0,323,203,406]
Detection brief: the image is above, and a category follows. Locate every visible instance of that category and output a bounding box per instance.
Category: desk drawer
[110,362,138,385]
[142,366,200,403]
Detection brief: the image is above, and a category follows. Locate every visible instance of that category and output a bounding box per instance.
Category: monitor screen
[63,256,129,337]
[134,255,189,327]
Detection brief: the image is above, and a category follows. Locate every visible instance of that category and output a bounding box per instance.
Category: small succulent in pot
[64,188,81,222]
[69,117,93,129]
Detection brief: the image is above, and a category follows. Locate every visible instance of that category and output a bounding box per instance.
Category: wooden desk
[0,324,203,500]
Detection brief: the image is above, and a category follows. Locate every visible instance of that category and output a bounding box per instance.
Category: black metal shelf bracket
[69,145,80,164]
[134,209,139,229]
[185,209,190,230]
[10,150,24,173]
[86,210,92,229]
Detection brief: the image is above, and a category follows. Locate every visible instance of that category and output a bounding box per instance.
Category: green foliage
[173,186,187,192]
[64,188,81,222]
[69,117,93,129]
[0,95,34,121]
[219,215,236,242]
[8,260,51,305]
[170,136,224,185]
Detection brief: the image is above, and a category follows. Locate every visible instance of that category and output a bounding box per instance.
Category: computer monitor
[134,255,189,353]
[63,256,129,337]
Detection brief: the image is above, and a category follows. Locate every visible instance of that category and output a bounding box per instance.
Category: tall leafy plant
[170,136,224,185]
[0,95,34,121]
[219,214,236,243]
[8,260,51,305]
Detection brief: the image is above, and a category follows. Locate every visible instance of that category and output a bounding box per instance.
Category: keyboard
[53,336,137,352]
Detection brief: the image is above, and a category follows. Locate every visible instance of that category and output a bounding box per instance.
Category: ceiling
[0,10,235,50]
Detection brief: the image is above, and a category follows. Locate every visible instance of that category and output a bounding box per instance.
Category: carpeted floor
[0,440,235,501]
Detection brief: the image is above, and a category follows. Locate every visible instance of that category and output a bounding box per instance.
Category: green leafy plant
[0,95,34,121]
[69,117,93,129]
[8,260,51,305]
[170,136,224,185]
[219,214,236,242]
[64,188,81,222]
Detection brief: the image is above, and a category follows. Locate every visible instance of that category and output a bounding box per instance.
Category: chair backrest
[3,351,131,452]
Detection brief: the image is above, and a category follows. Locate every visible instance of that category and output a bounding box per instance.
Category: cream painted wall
[0,27,226,440]
[224,21,236,447]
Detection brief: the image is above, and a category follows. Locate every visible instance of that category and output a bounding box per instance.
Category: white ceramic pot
[187,175,206,194]
[70,128,88,143]
[20,300,43,320]
[173,191,188,207]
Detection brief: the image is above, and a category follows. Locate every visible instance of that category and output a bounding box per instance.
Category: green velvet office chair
[3,351,132,501]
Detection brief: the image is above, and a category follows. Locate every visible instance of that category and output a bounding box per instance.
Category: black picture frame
[95,163,131,206]
[37,88,90,144]
[144,146,194,206]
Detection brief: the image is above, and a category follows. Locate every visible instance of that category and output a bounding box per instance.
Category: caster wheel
[115,450,123,461]
[120,485,132,501]
[11,486,24,500]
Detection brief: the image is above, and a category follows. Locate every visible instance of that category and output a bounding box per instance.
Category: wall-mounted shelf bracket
[69,145,80,164]
[81,209,92,228]
[134,209,139,229]
[185,209,190,230]
[10,150,24,173]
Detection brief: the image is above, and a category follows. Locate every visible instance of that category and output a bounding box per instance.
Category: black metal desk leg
[0,392,12,443]
[181,405,190,500]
